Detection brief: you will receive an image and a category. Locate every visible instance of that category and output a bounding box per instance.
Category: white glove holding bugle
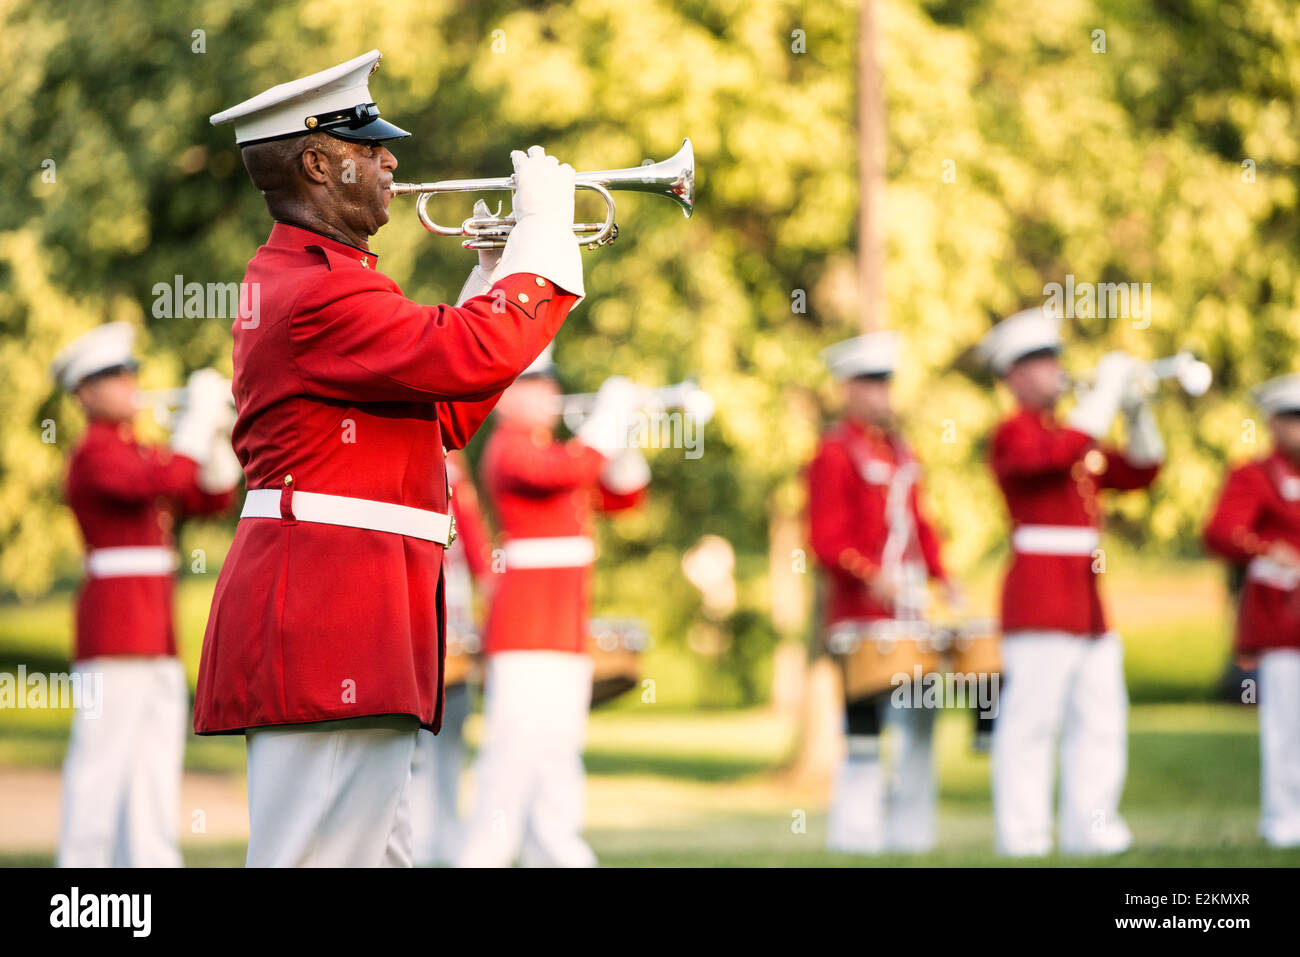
[455,199,505,306]
[169,368,243,493]
[492,146,585,300]
[1067,350,1137,440]
[577,375,641,455]
[1120,364,1166,467]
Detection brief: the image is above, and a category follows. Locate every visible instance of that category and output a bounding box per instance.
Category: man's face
[844,376,893,428]
[75,369,137,424]
[329,138,398,240]
[497,376,562,431]
[1004,354,1065,409]
[1270,413,1300,461]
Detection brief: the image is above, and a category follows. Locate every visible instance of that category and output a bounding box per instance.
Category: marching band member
[51,321,239,867]
[1203,374,1300,848]
[807,331,957,854]
[457,346,650,867]
[979,309,1162,856]
[408,449,493,867]
[198,50,585,867]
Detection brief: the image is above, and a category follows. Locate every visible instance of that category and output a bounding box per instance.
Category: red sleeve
[598,485,646,512]
[991,417,1092,481]
[1100,448,1161,491]
[807,441,875,583]
[1204,464,1270,564]
[496,433,607,496]
[76,439,209,507]
[910,480,947,581]
[290,264,575,410]
[450,480,493,579]
[439,397,506,452]
[176,482,236,518]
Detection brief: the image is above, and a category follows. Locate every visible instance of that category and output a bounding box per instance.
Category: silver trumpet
[558,379,715,433]
[1069,351,1213,398]
[388,139,695,250]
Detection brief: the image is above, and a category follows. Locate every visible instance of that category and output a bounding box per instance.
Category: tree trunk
[780,0,886,785]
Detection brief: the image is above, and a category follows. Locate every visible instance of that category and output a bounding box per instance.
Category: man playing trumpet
[198,49,586,866]
[51,321,240,867]
[1204,374,1300,848]
[978,309,1163,856]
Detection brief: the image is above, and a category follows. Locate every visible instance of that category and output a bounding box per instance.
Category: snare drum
[443,630,482,688]
[587,618,650,707]
[944,618,1001,678]
[828,619,943,705]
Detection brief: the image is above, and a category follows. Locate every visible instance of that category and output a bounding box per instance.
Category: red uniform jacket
[193,223,576,734]
[990,406,1159,636]
[66,420,233,661]
[807,419,947,626]
[1203,451,1300,652]
[481,420,642,655]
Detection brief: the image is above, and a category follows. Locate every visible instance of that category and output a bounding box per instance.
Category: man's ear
[299,145,333,186]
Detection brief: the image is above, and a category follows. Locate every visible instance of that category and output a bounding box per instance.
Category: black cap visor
[325,116,411,144]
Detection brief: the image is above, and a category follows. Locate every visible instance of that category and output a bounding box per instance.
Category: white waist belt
[241,488,452,545]
[1012,524,1101,556]
[86,546,178,578]
[502,536,596,569]
[1247,556,1300,591]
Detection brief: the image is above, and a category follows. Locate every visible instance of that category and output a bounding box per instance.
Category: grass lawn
[4,562,1291,867]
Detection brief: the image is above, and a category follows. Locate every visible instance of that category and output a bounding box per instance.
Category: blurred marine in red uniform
[979,309,1162,856]
[408,448,493,866]
[457,346,649,867]
[51,321,239,867]
[807,331,957,853]
[199,51,585,866]
[1203,373,1300,848]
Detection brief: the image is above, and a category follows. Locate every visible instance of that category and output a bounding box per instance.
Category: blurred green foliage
[3,0,1298,699]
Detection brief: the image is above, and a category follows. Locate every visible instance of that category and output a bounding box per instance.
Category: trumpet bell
[578,139,695,219]
[1172,354,1213,397]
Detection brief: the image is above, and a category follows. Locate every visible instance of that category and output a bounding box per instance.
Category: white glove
[577,375,642,457]
[454,200,506,306]
[600,447,651,495]
[1120,365,1157,416]
[1124,402,1165,468]
[170,369,232,464]
[493,146,585,299]
[1068,351,1134,440]
[198,430,243,494]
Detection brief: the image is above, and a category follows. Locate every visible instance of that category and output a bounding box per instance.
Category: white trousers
[457,652,595,868]
[1259,649,1300,848]
[827,702,936,854]
[245,715,419,867]
[409,684,471,866]
[58,657,187,868]
[992,631,1131,856]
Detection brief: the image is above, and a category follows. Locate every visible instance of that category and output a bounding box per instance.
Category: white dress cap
[821,331,898,381]
[210,50,409,146]
[1252,374,1300,416]
[50,321,138,391]
[977,307,1063,376]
